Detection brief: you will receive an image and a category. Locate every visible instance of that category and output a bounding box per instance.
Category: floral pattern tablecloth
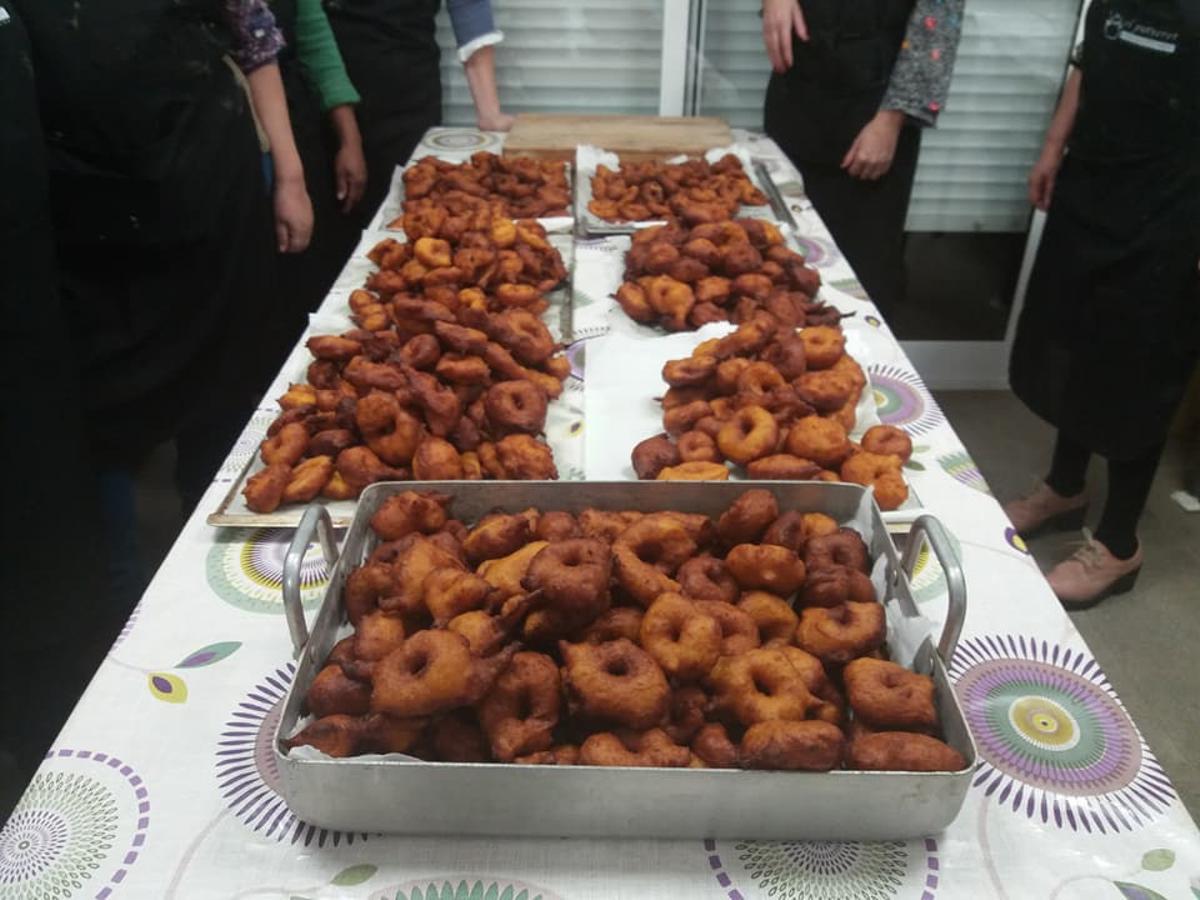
[4,127,1199,900]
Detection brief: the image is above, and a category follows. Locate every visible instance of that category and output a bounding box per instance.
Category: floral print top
[881,0,966,126]
[224,0,286,74]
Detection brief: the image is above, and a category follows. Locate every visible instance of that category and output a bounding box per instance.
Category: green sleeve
[294,0,360,111]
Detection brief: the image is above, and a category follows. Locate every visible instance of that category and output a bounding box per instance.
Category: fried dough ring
[847,731,966,772]
[785,416,852,469]
[708,647,814,726]
[631,434,682,480]
[579,729,690,768]
[843,657,938,731]
[478,651,561,761]
[639,593,722,682]
[676,556,738,604]
[370,490,451,541]
[716,405,779,465]
[800,565,877,608]
[799,326,845,370]
[560,638,670,730]
[725,544,806,596]
[307,663,371,718]
[523,539,612,619]
[744,454,822,481]
[795,371,853,413]
[371,631,513,717]
[716,488,779,546]
[736,590,800,646]
[484,380,548,435]
[805,527,870,573]
[243,463,292,513]
[795,602,886,665]
[691,722,739,768]
[282,456,334,504]
[612,514,696,606]
[422,568,492,626]
[663,685,709,744]
[676,430,720,464]
[656,461,730,481]
[740,720,843,771]
[576,607,644,645]
[861,424,914,463]
[695,600,761,656]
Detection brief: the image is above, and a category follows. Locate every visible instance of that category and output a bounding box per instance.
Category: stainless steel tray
[273,481,975,840]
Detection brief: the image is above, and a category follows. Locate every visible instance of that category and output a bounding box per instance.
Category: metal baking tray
[205,233,578,529]
[272,481,975,840]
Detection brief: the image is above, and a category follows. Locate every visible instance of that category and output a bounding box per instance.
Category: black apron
[1010,0,1200,459]
[323,0,442,220]
[764,0,916,164]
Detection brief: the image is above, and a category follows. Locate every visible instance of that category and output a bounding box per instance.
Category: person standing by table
[761,0,964,313]
[1005,0,1200,608]
[323,0,514,220]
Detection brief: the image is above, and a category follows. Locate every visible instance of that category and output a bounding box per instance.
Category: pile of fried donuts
[393,152,570,223]
[285,489,965,773]
[613,219,834,333]
[242,217,570,514]
[588,154,769,224]
[628,314,911,510]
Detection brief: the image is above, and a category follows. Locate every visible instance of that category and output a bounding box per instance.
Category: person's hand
[334,139,367,213]
[1028,145,1064,211]
[762,0,808,74]
[478,110,515,132]
[274,175,313,253]
[841,110,905,180]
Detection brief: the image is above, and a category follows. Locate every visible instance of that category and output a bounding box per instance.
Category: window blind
[436,0,665,126]
[692,0,1082,233]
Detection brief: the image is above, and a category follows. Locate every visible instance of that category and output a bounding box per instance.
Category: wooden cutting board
[503,114,733,162]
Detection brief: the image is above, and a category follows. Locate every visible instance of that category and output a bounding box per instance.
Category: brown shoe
[1046,532,1142,610]
[1002,482,1088,536]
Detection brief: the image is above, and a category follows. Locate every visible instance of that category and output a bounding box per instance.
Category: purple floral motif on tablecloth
[0,749,149,899]
[703,837,940,899]
[830,278,870,302]
[951,635,1175,833]
[371,877,565,900]
[216,664,365,847]
[792,235,839,269]
[1003,527,1030,555]
[206,528,330,614]
[937,451,992,495]
[867,365,945,436]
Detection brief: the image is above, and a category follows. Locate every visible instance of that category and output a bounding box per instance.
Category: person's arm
[842,0,966,181]
[447,0,512,131]
[247,63,314,252]
[293,0,366,212]
[1029,67,1082,211]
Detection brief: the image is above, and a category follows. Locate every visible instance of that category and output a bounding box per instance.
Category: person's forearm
[464,45,504,126]
[1043,68,1082,156]
[328,104,362,150]
[247,62,304,183]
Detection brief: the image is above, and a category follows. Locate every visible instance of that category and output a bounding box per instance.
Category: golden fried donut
[261,422,309,467]
[344,562,396,625]
[677,556,738,604]
[307,334,362,362]
[662,355,717,388]
[795,602,886,665]
[725,544,806,596]
[513,744,581,766]
[742,454,820,481]
[664,685,709,744]
[799,326,846,370]
[383,536,464,619]
[579,508,642,543]
[761,510,836,553]
[714,358,752,395]
[492,434,558,480]
[695,275,733,305]
[761,333,808,380]
[307,663,371,718]
[612,514,696,606]
[640,593,722,682]
[281,456,334,504]
[716,488,779,546]
[795,371,853,413]
[477,539,548,599]
[631,434,683,480]
[690,722,739,768]
[862,424,914,463]
[427,710,488,763]
[805,527,870,573]
[778,646,844,724]
[579,729,690,768]
[482,380,547,436]
[309,427,356,459]
[677,430,721,463]
[847,731,966,772]
[740,720,843,771]
[656,461,730,481]
[242,463,292,514]
[716,405,779,465]
[843,657,938,731]
[708,647,815,726]
[737,591,800,646]
[577,606,644,645]
[284,714,364,758]
[531,511,580,544]
[523,539,612,619]
[398,333,442,370]
[353,610,408,662]
[413,236,452,268]
[840,452,907,510]
[616,282,656,324]
[800,565,876,608]
[422,568,491,626]
[641,275,695,330]
[372,631,514,717]
[784,416,852,469]
[559,638,670,730]
[663,399,713,437]
[478,651,561,761]
[370,490,450,541]
[662,385,709,410]
[695,600,761,656]
[411,436,465,480]
[356,392,423,466]
[462,513,531,565]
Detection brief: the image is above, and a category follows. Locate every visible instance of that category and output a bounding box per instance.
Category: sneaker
[1002,482,1088,536]
[1046,531,1142,610]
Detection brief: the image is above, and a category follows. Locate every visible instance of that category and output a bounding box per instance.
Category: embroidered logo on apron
[1104,11,1180,54]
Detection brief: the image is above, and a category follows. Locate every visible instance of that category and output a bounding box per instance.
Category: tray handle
[282,504,340,657]
[900,514,965,663]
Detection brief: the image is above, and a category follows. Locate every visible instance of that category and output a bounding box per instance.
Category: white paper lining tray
[272,481,975,840]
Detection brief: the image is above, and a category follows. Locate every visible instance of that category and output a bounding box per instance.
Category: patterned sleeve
[223,0,286,74]
[879,0,966,127]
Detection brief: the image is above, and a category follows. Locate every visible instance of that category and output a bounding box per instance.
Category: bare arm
[246,62,314,252]
[463,45,512,131]
[328,104,367,212]
[1029,67,1082,210]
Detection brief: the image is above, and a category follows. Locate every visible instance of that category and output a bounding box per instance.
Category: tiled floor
[936,390,1200,822]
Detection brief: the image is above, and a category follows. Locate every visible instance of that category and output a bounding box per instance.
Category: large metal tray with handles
[273,480,975,840]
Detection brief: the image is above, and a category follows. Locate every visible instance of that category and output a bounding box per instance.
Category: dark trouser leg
[1045,431,1091,497]
[357,112,437,228]
[1095,443,1164,560]
[794,125,921,314]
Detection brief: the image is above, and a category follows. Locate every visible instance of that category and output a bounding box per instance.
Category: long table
[4,127,1199,900]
